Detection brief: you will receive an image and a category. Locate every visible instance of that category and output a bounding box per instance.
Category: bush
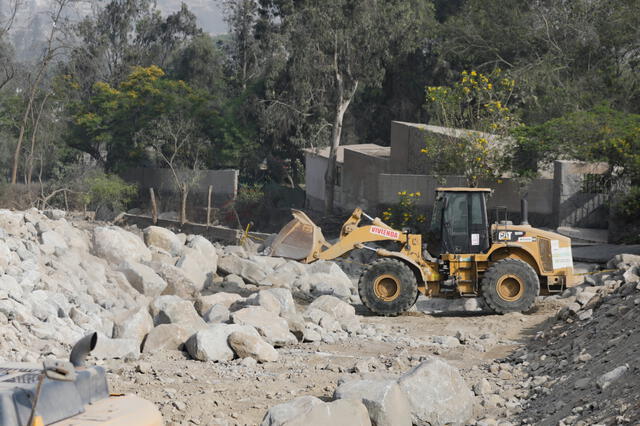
[84,173,137,213]
[382,191,427,232]
[613,186,640,223]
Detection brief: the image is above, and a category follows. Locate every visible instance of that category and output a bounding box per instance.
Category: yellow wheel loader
[271,188,575,315]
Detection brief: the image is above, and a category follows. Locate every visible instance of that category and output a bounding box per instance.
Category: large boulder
[307,295,360,332]
[228,331,279,362]
[218,254,268,284]
[92,335,140,360]
[175,248,214,290]
[265,288,297,315]
[0,210,25,236]
[40,230,68,253]
[187,235,218,266]
[152,262,200,299]
[306,273,352,300]
[143,226,183,256]
[260,396,371,426]
[185,324,260,362]
[142,324,192,353]
[149,295,207,330]
[92,226,151,265]
[118,261,167,297]
[113,307,154,342]
[397,357,474,425]
[334,379,411,426]
[195,292,244,315]
[142,324,191,353]
[232,306,297,346]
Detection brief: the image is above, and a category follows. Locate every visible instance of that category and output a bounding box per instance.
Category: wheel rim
[373,274,401,302]
[495,274,524,302]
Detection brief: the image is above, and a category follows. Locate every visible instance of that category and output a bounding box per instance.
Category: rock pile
[261,355,476,426]
[0,209,361,366]
[471,254,640,425]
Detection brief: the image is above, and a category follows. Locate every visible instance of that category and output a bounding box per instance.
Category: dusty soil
[105,297,563,425]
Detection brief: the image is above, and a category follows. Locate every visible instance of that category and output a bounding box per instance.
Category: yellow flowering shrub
[423,69,519,186]
[382,191,427,232]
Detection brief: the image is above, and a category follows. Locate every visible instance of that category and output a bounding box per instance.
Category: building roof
[436,187,492,192]
[304,144,390,163]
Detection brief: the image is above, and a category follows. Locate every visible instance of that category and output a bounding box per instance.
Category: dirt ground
[105,297,565,425]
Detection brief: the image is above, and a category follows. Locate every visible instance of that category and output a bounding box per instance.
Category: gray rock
[195,293,244,315]
[153,262,200,299]
[264,288,297,315]
[203,304,230,323]
[185,324,260,362]
[307,273,352,300]
[118,261,167,297]
[607,254,640,269]
[260,396,371,426]
[40,230,68,252]
[307,295,359,332]
[218,254,268,284]
[176,248,214,290]
[622,267,639,284]
[149,295,206,330]
[142,323,191,353]
[187,235,218,262]
[143,226,183,256]
[577,309,593,321]
[397,357,474,425]
[92,226,151,264]
[92,335,140,360]
[113,307,154,342]
[255,290,282,315]
[596,364,629,390]
[334,379,411,426]
[228,331,279,362]
[43,209,66,220]
[232,307,297,346]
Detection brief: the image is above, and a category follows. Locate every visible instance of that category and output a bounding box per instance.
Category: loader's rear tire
[481,258,540,314]
[358,258,418,316]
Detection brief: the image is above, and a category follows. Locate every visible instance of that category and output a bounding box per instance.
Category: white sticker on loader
[471,233,479,246]
[370,226,401,239]
[551,240,573,270]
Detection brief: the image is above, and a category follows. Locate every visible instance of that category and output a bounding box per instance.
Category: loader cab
[429,188,491,255]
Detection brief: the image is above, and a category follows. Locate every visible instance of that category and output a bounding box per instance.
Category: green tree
[255,0,435,213]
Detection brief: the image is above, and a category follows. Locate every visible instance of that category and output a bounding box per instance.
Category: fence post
[207,185,213,227]
[150,188,158,225]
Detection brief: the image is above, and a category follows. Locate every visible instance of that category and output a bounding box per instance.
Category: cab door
[440,192,489,254]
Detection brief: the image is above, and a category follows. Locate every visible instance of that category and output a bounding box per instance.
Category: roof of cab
[435,187,492,192]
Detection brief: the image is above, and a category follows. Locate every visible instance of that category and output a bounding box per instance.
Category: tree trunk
[324,82,358,215]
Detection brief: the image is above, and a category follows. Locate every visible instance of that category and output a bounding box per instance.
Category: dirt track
[106,297,564,425]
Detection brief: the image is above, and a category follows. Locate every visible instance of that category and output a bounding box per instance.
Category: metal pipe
[70,332,98,367]
[521,198,529,225]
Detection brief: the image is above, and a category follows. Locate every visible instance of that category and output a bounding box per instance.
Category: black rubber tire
[481,258,540,314]
[358,258,418,316]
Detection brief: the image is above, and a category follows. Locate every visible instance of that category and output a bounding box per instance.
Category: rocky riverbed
[0,208,638,425]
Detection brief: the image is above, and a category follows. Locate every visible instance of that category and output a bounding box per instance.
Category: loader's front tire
[481,258,540,314]
[358,258,418,316]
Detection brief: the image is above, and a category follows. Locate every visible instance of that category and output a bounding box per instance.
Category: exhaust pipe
[70,332,98,367]
[520,198,529,225]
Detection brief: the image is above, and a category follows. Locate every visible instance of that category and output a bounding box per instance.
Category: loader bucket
[270,209,328,262]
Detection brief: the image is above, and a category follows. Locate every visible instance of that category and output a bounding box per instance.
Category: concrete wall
[377,174,555,226]
[341,149,389,211]
[305,152,329,211]
[121,168,238,197]
[389,121,432,174]
[553,160,610,228]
